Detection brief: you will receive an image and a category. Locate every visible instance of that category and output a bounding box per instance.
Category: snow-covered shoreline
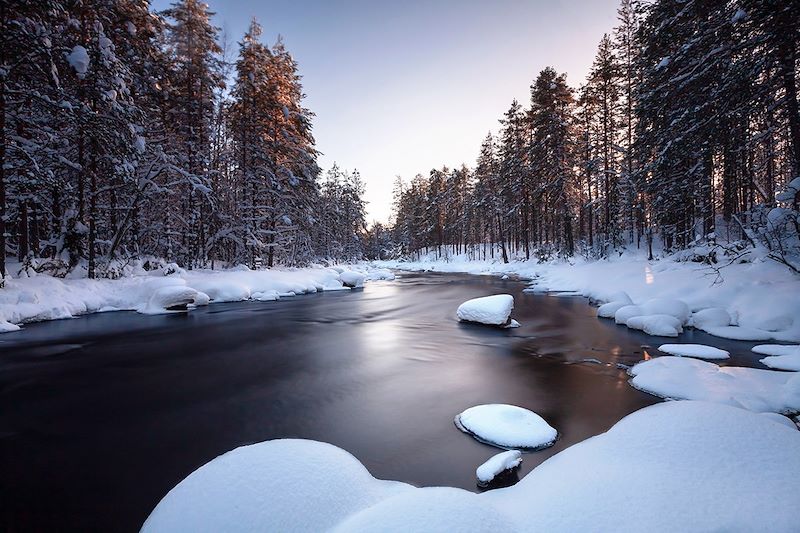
[375,251,800,343]
[0,263,394,333]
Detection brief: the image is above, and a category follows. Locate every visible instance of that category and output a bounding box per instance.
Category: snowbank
[657,343,730,360]
[629,356,800,414]
[0,263,393,333]
[476,450,523,485]
[754,344,800,371]
[456,294,515,326]
[455,404,557,450]
[143,401,800,532]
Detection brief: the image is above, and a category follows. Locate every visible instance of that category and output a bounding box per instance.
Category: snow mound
[704,325,772,341]
[141,439,413,533]
[364,268,395,281]
[640,298,690,324]
[614,304,643,324]
[192,291,210,306]
[629,356,800,414]
[752,344,800,357]
[455,404,557,450]
[760,412,798,430]
[690,307,731,329]
[476,450,523,485]
[484,401,800,532]
[457,294,514,326]
[760,351,800,372]
[189,279,250,302]
[331,487,516,532]
[251,290,280,302]
[596,300,629,318]
[657,343,730,360]
[626,314,683,337]
[339,271,366,288]
[139,286,198,315]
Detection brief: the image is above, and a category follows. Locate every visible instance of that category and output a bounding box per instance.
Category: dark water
[0,272,771,532]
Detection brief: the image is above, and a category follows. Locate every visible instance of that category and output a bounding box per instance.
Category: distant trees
[390,0,800,269]
[1,0,369,281]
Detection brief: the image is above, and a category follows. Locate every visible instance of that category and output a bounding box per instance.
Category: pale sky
[153,0,621,223]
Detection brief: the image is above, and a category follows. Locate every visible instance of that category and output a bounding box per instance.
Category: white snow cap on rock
[476,450,523,484]
[759,346,800,372]
[339,271,366,288]
[753,344,800,357]
[139,285,198,315]
[143,401,800,533]
[455,404,557,450]
[626,314,683,337]
[657,343,730,360]
[630,356,800,414]
[690,307,732,330]
[457,294,514,326]
[703,325,772,341]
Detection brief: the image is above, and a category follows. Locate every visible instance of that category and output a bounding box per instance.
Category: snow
[657,343,730,360]
[629,356,800,414]
[596,300,629,318]
[66,45,90,77]
[703,325,772,341]
[476,450,522,484]
[339,270,366,288]
[752,344,800,356]
[625,314,683,337]
[143,401,800,533]
[139,286,199,315]
[760,412,798,430]
[456,294,514,326]
[0,263,391,333]
[759,348,800,372]
[376,249,800,343]
[455,404,557,450]
[690,307,731,329]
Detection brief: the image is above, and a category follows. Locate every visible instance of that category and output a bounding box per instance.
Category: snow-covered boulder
[339,271,366,288]
[251,290,280,302]
[703,325,772,341]
[189,279,250,302]
[331,487,516,532]
[760,412,798,430]
[657,343,730,360]
[455,404,557,450]
[476,450,523,487]
[614,304,643,325]
[597,300,629,319]
[626,314,683,337]
[752,344,800,357]
[457,294,514,327]
[192,291,210,307]
[139,286,198,315]
[629,356,800,414]
[690,307,731,330]
[760,348,800,372]
[640,298,690,324]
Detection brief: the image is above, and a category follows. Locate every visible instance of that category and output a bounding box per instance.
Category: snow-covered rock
[614,304,643,325]
[138,286,198,315]
[596,300,629,318]
[457,295,514,326]
[760,350,800,372]
[192,291,210,307]
[760,412,798,430]
[476,450,523,486]
[455,404,557,450]
[626,314,683,337]
[690,307,731,329]
[640,298,690,324]
[703,325,772,341]
[630,356,800,414]
[144,401,800,533]
[657,343,730,360]
[251,290,280,302]
[339,271,366,288]
[753,344,800,357]
[0,320,21,332]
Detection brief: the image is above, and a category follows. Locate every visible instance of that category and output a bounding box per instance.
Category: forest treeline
[386,0,800,270]
[2,0,368,281]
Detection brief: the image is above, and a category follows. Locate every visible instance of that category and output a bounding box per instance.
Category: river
[0,272,767,532]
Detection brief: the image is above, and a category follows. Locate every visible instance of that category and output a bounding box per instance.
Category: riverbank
[0,262,393,333]
[376,250,800,343]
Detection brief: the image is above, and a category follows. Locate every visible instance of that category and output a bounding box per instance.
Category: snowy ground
[0,262,394,333]
[142,401,800,532]
[376,250,800,343]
